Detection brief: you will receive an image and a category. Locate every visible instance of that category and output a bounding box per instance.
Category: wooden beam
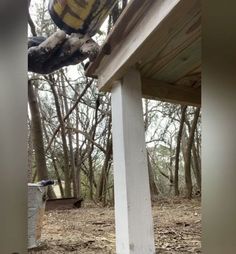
[97,0,182,91]
[86,0,153,78]
[142,78,201,106]
[111,69,155,253]
[89,0,201,93]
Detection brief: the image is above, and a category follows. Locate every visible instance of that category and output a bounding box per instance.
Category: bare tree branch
[45,79,93,153]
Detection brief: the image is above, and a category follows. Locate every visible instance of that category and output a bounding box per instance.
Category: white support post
[111,68,155,254]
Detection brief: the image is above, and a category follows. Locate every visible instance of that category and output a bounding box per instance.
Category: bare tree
[28,80,56,198]
[96,115,112,205]
[48,75,72,197]
[184,108,200,199]
[174,106,187,196]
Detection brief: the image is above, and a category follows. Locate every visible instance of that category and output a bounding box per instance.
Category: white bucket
[28,183,48,249]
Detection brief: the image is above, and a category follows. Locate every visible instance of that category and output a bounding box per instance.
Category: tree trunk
[168,152,174,195]
[184,108,200,199]
[28,80,55,198]
[88,154,94,200]
[174,106,187,196]
[60,74,77,197]
[96,138,112,204]
[27,120,33,182]
[87,95,101,200]
[184,111,201,196]
[96,115,112,204]
[52,157,65,198]
[49,76,71,197]
[192,143,201,192]
[147,153,159,201]
[75,105,81,198]
[37,91,65,199]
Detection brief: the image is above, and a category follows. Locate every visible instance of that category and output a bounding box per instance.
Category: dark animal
[73,198,84,208]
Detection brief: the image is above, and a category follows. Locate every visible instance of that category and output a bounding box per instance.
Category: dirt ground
[29,198,201,253]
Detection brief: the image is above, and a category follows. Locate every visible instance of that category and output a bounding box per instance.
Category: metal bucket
[28,183,48,249]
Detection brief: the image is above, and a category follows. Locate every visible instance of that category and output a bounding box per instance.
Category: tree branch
[45,79,93,153]
[28,0,37,36]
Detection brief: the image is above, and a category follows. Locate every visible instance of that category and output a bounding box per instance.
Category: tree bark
[87,95,101,200]
[75,105,81,198]
[185,112,201,195]
[96,116,112,204]
[49,75,71,197]
[27,119,33,182]
[174,106,187,196]
[60,73,77,197]
[168,151,174,195]
[147,153,159,201]
[37,90,65,198]
[96,138,112,205]
[88,154,94,200]
[52,157,65,198]
[184,108,200,199]
[192,143,201,192]
[28,80,55,198]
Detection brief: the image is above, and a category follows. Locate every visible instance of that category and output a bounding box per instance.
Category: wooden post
[111,69,155,254]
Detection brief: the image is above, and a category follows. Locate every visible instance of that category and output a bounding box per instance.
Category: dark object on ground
[46,197,84,211]
[73,198,84,208]
[39,179,55,186]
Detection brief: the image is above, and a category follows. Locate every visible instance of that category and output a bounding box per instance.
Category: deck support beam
[142,78,201,106]
[111,68,155,254]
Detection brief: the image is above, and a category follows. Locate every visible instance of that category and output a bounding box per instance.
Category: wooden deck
[86,0,201,106]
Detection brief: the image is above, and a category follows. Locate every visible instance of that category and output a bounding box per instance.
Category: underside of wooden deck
[86,0,201,106]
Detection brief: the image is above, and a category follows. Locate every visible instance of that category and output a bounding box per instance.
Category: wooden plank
[97,0,183,91]
[85,0,153,77]
[150,38,201,83]
[141,78,201,106]
[111,69,155,253]
[140,10,201,82]
[89,0,200,93]
[175,67,201,87]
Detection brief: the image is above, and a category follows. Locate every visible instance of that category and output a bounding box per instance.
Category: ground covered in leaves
[29,198,201,253]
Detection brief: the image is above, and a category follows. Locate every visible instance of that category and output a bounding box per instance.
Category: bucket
[28,180,54,249]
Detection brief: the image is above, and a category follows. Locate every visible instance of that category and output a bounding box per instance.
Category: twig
[45,79,93,153]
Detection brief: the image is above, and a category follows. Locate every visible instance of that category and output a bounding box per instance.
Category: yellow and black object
[48,0,117,36]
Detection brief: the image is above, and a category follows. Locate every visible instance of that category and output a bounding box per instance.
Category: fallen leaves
[29,199,201,253]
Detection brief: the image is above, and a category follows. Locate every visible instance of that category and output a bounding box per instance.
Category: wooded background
[28,0,201,205]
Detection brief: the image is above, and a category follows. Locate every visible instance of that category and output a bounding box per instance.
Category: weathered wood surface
[142,78,201,106]
[85,0,154,78]
[86,0,201,105]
